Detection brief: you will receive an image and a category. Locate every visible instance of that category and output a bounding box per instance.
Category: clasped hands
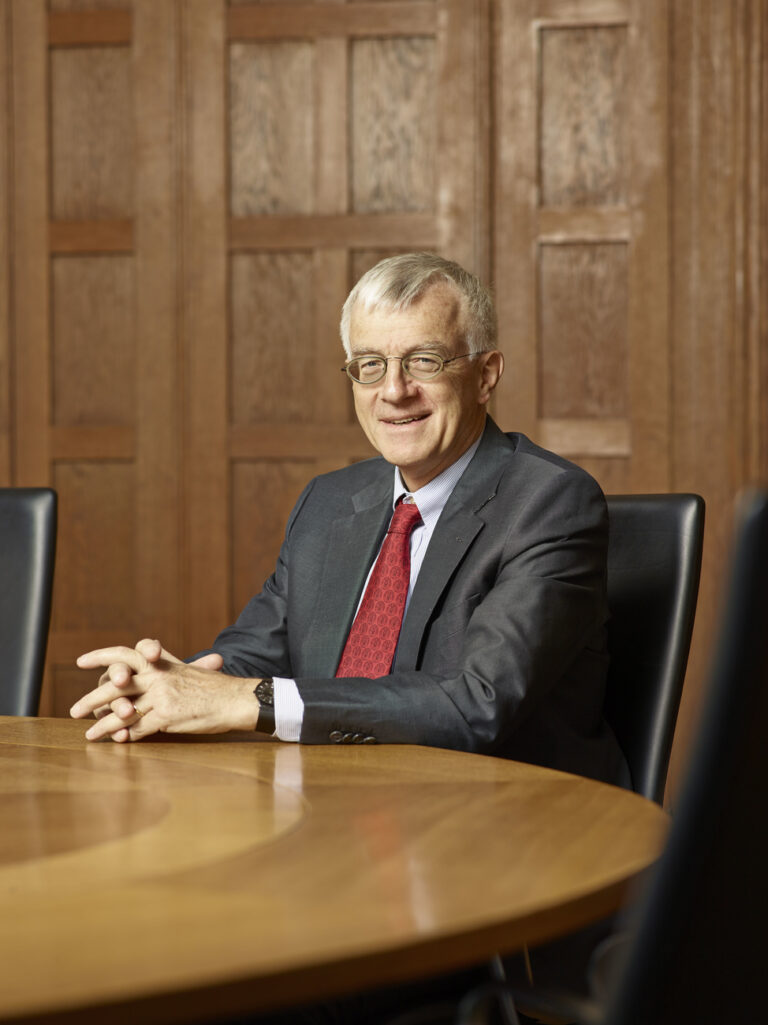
[70,638,260,743]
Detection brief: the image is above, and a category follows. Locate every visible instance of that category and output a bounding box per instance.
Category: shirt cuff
[273,677,303,742]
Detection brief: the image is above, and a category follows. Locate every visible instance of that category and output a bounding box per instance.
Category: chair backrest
[0,488,57,715]
[607,488,768,1025]
[604,494,705,803]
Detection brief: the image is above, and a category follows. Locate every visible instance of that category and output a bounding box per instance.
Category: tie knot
[389,499,422,535]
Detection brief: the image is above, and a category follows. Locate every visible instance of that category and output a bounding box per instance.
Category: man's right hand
[82,639,224,722]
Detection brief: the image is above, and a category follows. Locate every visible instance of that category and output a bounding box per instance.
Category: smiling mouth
[382,414,428,426]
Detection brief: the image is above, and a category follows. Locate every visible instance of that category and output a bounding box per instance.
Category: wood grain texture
[492,0,540,437]
[666,0,765,798]
[49,219,133,253]
[436,0,491,275]
[133,0,183,655]
[52,255,135,426]
[51,462,137,634]
[230,213,438,250]
[232,459,315,617]
[51,47,133,220]
[0,0,10,483]
[11,0,50,486]
[230,252,315,425]
[539,242,628,418]
[540,25,627,207]
[229,41,314,216]
[181,0,229,655]
[0,717,668,1023]
[48,9,132,46]
[351,37,436,213]
[227,2,437,39]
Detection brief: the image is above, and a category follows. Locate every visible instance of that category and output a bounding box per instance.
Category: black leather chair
[0,487,57,715]
[458,487,768,1025]
[603,493,705,803]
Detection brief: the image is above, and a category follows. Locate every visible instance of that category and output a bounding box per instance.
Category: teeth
[390,417,420,425]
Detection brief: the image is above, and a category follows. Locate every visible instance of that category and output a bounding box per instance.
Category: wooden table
[0,717,668,1024]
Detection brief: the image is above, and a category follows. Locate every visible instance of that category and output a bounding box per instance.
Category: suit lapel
[394,420,512,668]
[303,472,393,676]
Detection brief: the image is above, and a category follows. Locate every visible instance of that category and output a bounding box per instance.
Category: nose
[380,358,416,401]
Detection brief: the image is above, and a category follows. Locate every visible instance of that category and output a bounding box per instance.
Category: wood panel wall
[1,0,765,799]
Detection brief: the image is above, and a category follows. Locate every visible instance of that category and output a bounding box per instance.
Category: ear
[476,351,504,405]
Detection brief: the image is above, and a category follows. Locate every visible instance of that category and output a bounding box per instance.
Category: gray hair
[340,252,497,358]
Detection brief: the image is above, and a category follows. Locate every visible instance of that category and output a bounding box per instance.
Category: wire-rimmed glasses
[341,351,474,385]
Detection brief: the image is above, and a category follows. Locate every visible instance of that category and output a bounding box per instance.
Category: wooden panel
[229,42,315,216]
[11,0,49,486]
[52,462,136,633]
[52,256,135,426]
[133,0,182,653]
[437,0,491,275]
[227,3,438,39]
[230,424,375,461]
[539,242,628,418]
[540,26,627,207]
[0,0,10,483]
[665,0,766,798]
[230,253,315,425]
[539,418,630,457]
[182,0,228,654]
[50,0,130,9]
[50,220,133,253]
[48,10,132,46]
[50,47,133,220]
[230,214,438,250]
[351,37,436,213]
[232,460,314,619]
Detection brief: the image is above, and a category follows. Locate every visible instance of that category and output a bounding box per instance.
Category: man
[71,252,627,790]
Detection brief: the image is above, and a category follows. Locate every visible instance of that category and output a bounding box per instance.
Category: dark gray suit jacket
[206,418,629,786]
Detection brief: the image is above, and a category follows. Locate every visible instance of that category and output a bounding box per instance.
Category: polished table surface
[0,717,668,1024]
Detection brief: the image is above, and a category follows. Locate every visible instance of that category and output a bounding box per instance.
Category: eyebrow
[349,341,453,358]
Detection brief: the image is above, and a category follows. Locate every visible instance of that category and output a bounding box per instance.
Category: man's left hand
[71,639,259,743]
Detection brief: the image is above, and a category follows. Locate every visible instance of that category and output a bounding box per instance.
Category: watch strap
[254,678,275,735]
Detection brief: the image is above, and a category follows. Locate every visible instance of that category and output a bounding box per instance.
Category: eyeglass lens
[347,353,444,383]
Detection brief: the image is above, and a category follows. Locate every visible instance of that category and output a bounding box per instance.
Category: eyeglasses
[341,351,474,385]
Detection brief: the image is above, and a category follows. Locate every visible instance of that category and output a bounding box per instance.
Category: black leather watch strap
[254,678,275,735]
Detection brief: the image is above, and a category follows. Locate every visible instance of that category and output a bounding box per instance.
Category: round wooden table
[0,717,668,1023]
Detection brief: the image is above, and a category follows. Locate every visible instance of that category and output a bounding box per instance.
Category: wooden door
[493,0,669,493]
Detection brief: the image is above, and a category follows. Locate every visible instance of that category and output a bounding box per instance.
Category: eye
[407,353,442,375]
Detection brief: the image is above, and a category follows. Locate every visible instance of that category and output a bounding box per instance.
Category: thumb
[190,652,224,672]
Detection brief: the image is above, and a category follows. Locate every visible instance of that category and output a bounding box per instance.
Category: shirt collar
[391,434,483,527]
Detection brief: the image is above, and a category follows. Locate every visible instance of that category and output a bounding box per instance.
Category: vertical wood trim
[626,0,669,488]
[181,0,229,652]
[11,0,49,486]
[492,0,538,435]
[438,0,491,278]
[134,0,181,649]
[0,0,11,483]
[745,0,767,483]
[314,30,352,450]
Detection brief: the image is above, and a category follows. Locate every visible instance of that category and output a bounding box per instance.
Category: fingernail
[70,703,80,717]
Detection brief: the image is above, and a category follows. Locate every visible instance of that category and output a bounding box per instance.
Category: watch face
[256,679,274,706]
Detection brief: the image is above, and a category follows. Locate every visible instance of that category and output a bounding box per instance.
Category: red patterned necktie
[336,499,423,678]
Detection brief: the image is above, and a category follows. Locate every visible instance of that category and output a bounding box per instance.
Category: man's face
[348,284,502,491]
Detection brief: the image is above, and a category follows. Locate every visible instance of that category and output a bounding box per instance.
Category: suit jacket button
[362,736,377,744]
[351,733,364,744]
[329,730,343,743]
[342,732,354,744]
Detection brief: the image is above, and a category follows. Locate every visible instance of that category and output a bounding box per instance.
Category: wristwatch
[254,678,275,735]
